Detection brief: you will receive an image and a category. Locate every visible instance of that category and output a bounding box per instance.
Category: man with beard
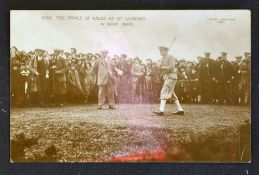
[153,46,184,116]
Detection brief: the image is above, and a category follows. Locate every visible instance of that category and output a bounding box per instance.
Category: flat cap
[146,58,152,62]
[134,57,141,61]
[100,49,108,53]
[35,49,44,53]
[113,55,119,58]
[54,49,64,53]
[94,53,101,57]
[71,57,78,63]
[221,52,227,56]
[121,54,127,58]
[158,46,169,51]
[126,58,133,62]
[12,59,21,65]
[235,56,242,59]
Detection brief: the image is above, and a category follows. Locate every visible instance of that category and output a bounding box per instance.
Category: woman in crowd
[67,60,83,103]
[80,61,94,104]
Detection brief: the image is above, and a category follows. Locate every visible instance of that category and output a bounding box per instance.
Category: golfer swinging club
[153,38,184,116]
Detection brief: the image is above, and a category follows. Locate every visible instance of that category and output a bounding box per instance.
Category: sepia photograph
[10,10,251,162]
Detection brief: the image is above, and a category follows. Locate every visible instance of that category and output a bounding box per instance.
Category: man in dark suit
[233,55,243,104]
[67,60,83,103]
[116,54,132,103]
[243,52,251,105]
[10,59,25,107]
[217,52,234,104]
[93,49,116,109]
[236,53,250,105]
[51,49,67,107]
[199,52,218,104]
[29,49,50,106]
[131,57,144,103]
[153,46,184,116]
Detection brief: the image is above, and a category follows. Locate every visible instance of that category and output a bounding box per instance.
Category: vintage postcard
[10,10,251,162]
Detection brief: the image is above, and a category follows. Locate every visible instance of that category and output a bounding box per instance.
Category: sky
[10,10,251,61]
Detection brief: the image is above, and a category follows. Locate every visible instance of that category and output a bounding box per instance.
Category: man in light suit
[93,49,116,109]
[153,46,184,115]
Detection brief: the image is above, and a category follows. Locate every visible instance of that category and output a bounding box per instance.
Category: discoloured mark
[1,108,7,113]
